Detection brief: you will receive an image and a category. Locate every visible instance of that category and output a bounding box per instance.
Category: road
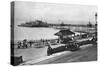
[21,44,97,65]
[35,45,97,65]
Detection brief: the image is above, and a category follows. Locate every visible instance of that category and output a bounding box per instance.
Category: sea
[14,21,95,43]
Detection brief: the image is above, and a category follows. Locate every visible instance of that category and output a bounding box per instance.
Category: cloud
[15,1,97,24]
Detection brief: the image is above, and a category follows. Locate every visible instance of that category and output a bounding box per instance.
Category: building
[54,29,75,44]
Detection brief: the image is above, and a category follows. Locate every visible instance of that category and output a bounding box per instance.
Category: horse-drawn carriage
[17,39,33,49]
[17,39,47,49]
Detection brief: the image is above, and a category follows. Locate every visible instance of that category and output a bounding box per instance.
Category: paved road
[35,45,97,65]
[20,44,97,66]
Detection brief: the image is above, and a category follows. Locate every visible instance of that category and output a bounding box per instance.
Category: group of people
[17,39,54,49]
[17,39,33,48]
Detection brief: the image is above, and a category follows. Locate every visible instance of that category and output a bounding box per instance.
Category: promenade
[20,44,97,65]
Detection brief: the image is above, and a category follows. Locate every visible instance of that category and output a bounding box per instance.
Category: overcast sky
[15,1,97,25]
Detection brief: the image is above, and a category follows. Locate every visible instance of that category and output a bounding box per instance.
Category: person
[23,39,28,48]
[47,42,52,56]
[17,41,21,48]
[28,41,33,47]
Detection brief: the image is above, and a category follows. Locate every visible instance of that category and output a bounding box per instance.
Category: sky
[15,1,97,25]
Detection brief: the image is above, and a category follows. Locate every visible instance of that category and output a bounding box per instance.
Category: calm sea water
[14,21,95,43]
[14,26,59,42]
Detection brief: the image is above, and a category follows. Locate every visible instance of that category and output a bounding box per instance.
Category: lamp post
[95,12,97,32]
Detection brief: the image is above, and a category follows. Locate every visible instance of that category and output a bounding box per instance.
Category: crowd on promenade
[16,33,97,49]
[16,38,58,49]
